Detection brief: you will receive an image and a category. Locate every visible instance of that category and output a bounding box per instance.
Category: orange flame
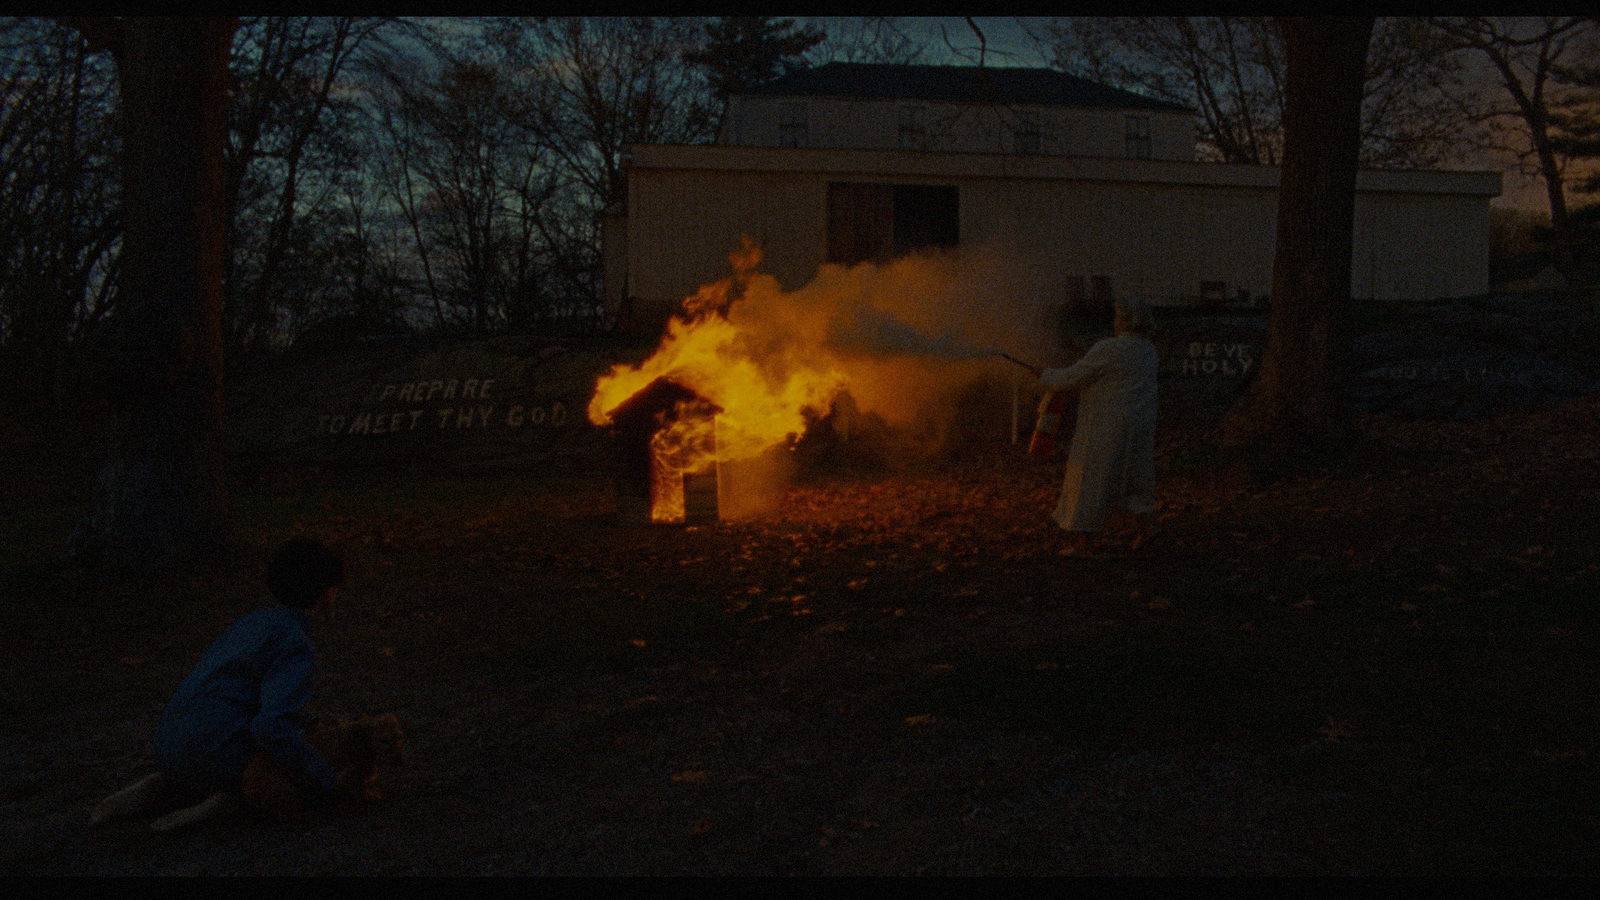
[648,403,719,522]
[591,238,1054,523]
[589,237,848,476]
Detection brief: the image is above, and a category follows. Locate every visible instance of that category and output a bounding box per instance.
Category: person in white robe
[1037,298,1160,554]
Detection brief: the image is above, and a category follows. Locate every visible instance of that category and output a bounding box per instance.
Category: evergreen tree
[1549,58,1600,281]
[684,16,825,103]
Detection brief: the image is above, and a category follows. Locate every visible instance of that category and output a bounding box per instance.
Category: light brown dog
[241,714,404,822]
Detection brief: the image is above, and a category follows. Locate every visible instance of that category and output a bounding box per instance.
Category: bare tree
[366,58,449,330]
[473,17,726,326]
[808,17,925,66]
[1219,17,1373,453]
[221,16,403,355]
[367,42,559,332]
[1041,17,1485,169]
[1550,58,1600,197]
[0,18,121,411]
[499,17,717,211]
[1547,54,1600,279]
[1360,18,1492,169]
[1430,17,1599,283]
[1043,17,1287,163]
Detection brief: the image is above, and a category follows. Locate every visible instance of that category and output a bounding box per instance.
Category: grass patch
[901,633,1328,749]
[496,584,746,676]
[0,502,79,613]
[3,415,1597,871]
[894,565,1600,874]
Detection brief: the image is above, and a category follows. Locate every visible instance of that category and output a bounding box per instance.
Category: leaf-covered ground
[1,390,1598,874]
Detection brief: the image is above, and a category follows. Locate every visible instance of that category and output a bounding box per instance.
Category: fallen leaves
[671,771,708,783]
[1318,718,1353,744]
[904,714,937,726]
[1529,749,1587,763]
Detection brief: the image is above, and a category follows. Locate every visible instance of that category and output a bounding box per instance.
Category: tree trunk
[1218,17,1373,453]
[1510,78,1581,284]
[61,17,238,577]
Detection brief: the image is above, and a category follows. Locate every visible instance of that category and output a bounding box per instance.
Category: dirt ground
[2,390,1599,874]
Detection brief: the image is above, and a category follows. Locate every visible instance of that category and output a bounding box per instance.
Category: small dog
[241,714,405,822]
[94,713,407,831]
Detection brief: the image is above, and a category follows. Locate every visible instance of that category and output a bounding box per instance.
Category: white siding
[610,144,1499,326]
[723,96,1194,161]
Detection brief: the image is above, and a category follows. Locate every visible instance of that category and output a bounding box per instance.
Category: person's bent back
[153,539,345,798]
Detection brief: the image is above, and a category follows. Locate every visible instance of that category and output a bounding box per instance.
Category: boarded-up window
[1125,115,1151,159]
[827,183,959,266]
[1061,274,1115,329]
[898,105,926,150]
[827,183,894,265]
[779,103,807,147]
[892,185,959,254]
[1014,111,1041,155]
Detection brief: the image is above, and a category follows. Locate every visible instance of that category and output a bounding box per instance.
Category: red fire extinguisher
[1028,390,1070,457]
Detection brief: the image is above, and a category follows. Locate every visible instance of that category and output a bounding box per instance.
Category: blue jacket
[153,605,338,793]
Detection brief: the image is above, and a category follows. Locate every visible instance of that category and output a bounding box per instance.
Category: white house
[604,63,1501,332]
[719,62,1196,161]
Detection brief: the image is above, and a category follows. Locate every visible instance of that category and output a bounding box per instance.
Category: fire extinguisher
[1028,390,1070,457]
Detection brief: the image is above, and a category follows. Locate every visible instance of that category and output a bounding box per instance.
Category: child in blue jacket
[91,538,355,830]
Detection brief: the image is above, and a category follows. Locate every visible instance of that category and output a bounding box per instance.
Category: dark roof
[608,377,720,430]
[738,62,1191,113]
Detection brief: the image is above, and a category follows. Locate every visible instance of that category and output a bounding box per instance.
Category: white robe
[1039,335,1159,532]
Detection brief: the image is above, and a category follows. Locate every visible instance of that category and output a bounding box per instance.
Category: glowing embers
[610,377,722,525]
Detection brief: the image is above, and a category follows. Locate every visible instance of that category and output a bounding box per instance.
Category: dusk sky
[806,16,1554,213]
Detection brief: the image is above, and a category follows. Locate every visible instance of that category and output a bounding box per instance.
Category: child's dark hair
[265,538,345,609]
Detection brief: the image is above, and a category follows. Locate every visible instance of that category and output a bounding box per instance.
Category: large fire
[589,239,849,521]
[590,238,1051,523]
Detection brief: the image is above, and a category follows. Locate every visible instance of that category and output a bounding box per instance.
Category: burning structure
[590,239,842,525]
[608,377,721,525]
[589,238,1051,524]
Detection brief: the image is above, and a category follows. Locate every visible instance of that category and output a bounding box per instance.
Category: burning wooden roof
[609,377,723,526]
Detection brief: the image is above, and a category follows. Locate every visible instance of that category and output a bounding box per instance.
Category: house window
[1014,111,1041,155]
[1125,115,1151,159]
[778,103,807,147]
[827,183,959,265]
[898,105,926,150]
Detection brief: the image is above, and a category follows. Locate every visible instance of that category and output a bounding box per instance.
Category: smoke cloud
[722,242,1058,457]
[590,239,1064,517]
